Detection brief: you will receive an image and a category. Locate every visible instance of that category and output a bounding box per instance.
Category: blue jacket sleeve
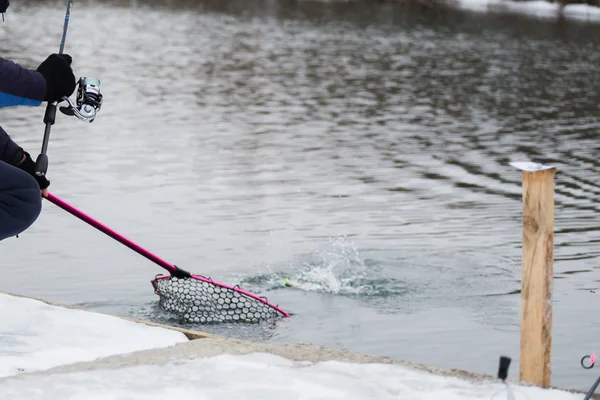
[0,57,47,164]
[0,57,46,108]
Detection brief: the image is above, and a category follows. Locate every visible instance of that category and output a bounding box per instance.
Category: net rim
[151,274,290,317]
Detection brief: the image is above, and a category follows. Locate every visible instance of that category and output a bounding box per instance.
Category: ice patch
[0,293,188,378]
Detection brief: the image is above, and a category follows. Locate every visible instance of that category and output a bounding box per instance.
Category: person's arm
[0,57,46,108]
[0,1,9,20]
[0,124,24,165]
[0,123,50,191]
[0,54,73,191]
[0,57,47,165]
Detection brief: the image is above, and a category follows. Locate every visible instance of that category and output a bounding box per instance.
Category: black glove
[15,150,50,190]
[0,0,9,13]
[36,54,76,103]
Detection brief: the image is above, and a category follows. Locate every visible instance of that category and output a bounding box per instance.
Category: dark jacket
[0,57,46,165]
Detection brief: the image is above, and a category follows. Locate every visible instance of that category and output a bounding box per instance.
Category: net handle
[45,192,190,278]
[46,192,290,318]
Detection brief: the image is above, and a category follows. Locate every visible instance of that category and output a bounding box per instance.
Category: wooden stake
[512,163,556,388]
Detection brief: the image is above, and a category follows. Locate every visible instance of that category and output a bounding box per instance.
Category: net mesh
[153,276,283,324]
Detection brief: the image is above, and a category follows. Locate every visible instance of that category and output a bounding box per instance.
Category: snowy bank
[0,338,586,400]
[0,292,591,399]
[304,0,600,22]
[449,0,600,22]
[0,292,189,378]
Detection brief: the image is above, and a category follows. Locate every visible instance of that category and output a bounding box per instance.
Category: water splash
[287,236,370,295]
[244,236,408,298]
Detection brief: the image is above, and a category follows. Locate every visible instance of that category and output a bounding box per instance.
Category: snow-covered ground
[0,293,188,378]
[0,293,587,399]
[450,0,600,22]
[0,352,586,400]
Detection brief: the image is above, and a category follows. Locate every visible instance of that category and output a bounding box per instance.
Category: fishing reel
[59,76,103,122]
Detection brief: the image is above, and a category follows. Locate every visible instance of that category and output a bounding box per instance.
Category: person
[0,0,76,240]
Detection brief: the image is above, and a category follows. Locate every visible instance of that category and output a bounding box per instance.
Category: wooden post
[510,162,556,388]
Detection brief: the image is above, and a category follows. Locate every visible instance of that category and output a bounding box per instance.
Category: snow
[0,293,586,399]
[0,293,188,378]
[451,0,600,22]
[562,3,600,21]
[0,352,584,400]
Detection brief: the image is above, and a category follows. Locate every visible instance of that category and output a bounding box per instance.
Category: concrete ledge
[0,336,500,382]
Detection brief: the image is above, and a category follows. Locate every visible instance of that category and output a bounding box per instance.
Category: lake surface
[1,0,600,391]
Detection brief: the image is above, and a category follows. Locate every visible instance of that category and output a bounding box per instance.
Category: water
[1,0,600,391]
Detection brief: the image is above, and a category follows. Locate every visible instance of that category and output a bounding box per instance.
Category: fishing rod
[580,353,600,399]
[35,0,103,178]
[59,0,72,54]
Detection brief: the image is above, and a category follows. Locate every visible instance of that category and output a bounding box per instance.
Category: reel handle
[59,105,75,116]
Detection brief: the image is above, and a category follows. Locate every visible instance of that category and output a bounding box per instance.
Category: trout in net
[152,273,290,324]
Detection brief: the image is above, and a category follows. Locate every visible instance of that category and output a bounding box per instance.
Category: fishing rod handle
[35,153,48,176]
[36,102,57,176]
